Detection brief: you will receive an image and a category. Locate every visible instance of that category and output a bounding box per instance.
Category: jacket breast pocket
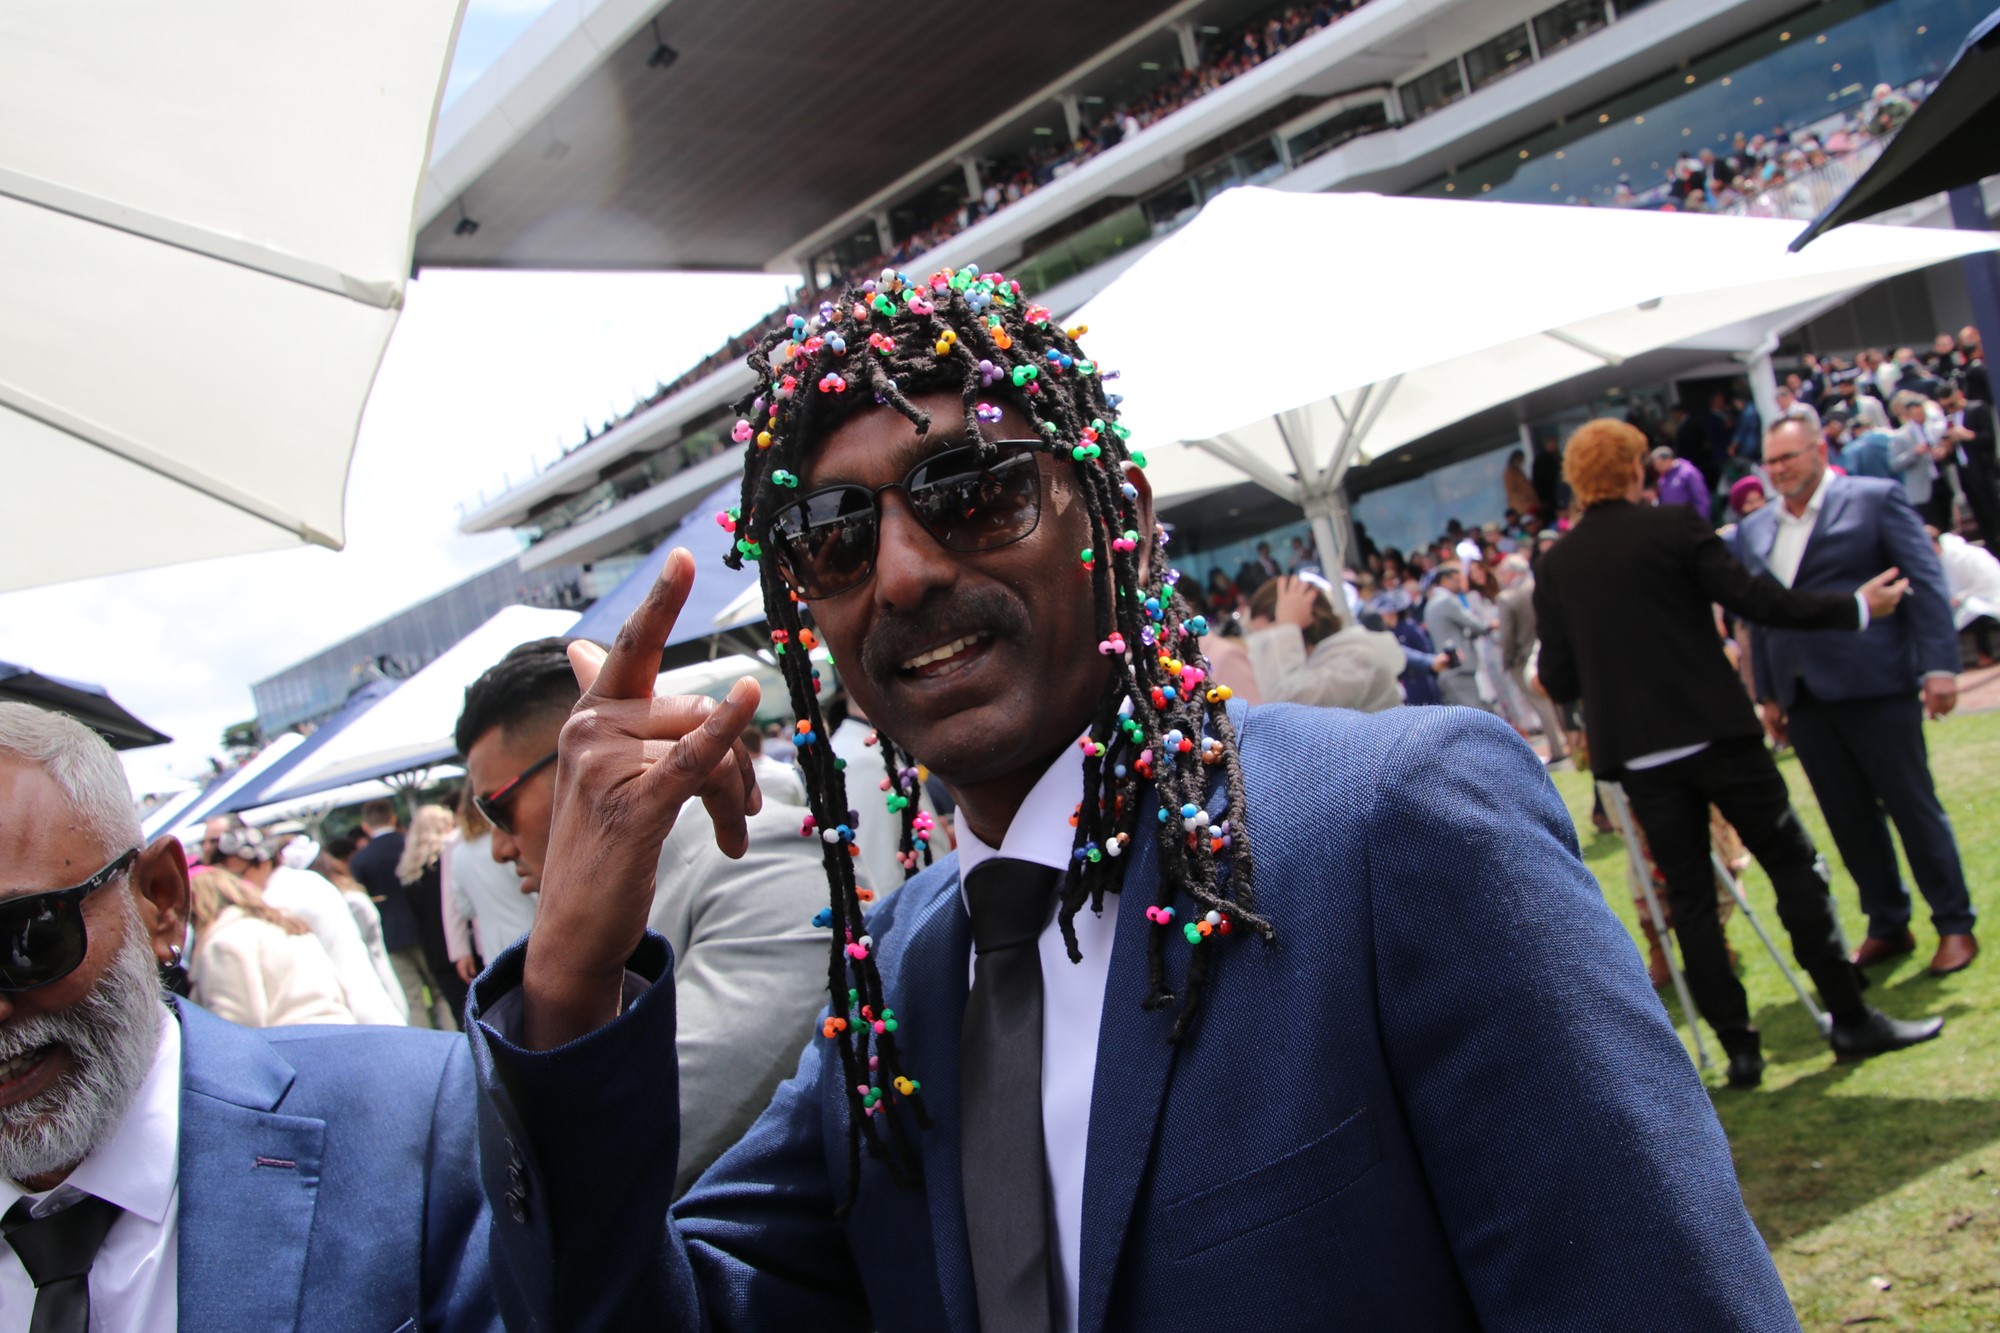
[1158,1106,1381,1265]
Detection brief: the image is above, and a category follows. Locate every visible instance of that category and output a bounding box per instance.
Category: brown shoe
[1930,934,1978,976]
[1852,931,1917,968]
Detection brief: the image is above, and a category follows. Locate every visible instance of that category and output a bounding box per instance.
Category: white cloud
[0,268,792,797]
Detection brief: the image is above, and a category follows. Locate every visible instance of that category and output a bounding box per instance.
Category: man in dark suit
[346,798,438,1027]
[1740,416,1979,976]
[0,703,498,1330]
[1937,382,2000,543]
[461,285,1803,1330]
[1535,419,1940,1087]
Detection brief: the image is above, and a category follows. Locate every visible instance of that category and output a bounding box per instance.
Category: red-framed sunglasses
[473,752,558,837]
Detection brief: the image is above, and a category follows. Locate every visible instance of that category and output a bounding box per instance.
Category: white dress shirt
[954,741,1114,1333]
[1767,466,1835,589]
[0,1008,179,1332]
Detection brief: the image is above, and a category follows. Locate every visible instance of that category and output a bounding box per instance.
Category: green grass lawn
[1550,710,2000,1331]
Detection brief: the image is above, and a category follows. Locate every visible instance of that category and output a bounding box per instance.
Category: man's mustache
[859,584,1031,681]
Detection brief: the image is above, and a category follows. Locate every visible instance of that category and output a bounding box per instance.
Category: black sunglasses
[767,440,1045,600]
[473,752,558,837]
[0,848,138,993]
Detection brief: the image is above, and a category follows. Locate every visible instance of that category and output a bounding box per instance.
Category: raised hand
[521,549,763,1050]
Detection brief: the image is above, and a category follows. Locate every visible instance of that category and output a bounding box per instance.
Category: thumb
[568,640,610,692]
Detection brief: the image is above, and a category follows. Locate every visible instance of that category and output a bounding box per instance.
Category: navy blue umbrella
[570,483,760,647]
[1791,9,2000,250]
[0,660,171,749]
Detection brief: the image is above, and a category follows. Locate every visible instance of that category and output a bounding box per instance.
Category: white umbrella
[1073,187,2000,566]
[257,605,579,803]
[0,0,466,592]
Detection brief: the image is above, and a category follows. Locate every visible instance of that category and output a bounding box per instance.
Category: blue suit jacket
[1738,473,1959,708]
[468,705,1797,1331]
[174,1000,498,1331]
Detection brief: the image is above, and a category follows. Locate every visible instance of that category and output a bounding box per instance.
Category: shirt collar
[955,739,1085,893]
[0,1004,180,1224]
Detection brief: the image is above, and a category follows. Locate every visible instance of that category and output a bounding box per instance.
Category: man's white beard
[0,896,164,1184]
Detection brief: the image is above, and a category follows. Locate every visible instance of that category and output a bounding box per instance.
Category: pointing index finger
[588,549,696,702]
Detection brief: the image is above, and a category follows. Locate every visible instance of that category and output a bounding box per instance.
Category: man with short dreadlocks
[463,266,1799,1330]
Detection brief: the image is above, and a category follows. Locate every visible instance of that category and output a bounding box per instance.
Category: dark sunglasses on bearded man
[0,848,138,992]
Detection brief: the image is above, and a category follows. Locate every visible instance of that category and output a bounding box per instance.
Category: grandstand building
[433,0,1995,566]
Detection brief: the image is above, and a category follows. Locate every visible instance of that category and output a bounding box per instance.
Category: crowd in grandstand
[566,1,1366,453]
[1615,79,1923,215]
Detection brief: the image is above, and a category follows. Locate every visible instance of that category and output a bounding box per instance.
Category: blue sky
[443,0,558,107]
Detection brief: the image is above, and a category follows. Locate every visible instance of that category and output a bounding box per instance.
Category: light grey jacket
[1889,421,1939,505]
[1247,622,1406,712]
[645,797,847,1195]
[1423,590,1491,671]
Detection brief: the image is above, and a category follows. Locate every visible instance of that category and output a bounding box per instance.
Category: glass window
[1534,0,1610,56]
[1142,179,1199,233]
[1409,0,1987,208]
[1400,61,1465,120]
[1285,101,1390,165]
[1235,136,1284,186]
[1464,25,1535,92]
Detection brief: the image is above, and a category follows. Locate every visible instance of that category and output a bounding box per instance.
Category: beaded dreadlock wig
[719,264,1267,1205]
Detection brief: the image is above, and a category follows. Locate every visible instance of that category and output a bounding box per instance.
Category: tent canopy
[209,677,402,819]
[1792,7,2000,249]
[0,660,171,749]
[155,732,306,843]
[571,483,755,647]
[1074,188,2000,564]
[256,605,579,805]
[0,0,465,591]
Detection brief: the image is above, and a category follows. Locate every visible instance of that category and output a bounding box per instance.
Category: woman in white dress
[186,867,356,1028]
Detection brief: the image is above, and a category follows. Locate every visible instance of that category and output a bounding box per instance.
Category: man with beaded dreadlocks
[463,266,1803,1331]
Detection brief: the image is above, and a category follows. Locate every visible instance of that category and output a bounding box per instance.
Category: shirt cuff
[1922,670,1958,682]
[1854,593,1870,631]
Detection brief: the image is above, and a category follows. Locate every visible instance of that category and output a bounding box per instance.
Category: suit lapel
[174,1002,326,1333]
[1076,788,1184,1333]
[883,868,978,1333]
[1797,474,1850,580]
[1748,505,1780,564]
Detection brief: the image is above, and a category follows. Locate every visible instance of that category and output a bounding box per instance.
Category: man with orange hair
[1534,418,1941,1088]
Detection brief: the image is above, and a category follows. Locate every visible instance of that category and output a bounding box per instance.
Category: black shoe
[1725,1051,1765,1089]
[1828,1009,1944,1061]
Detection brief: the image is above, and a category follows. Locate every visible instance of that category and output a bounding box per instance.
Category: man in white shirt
[0,703,498,1330]
[1742,417,1978,978]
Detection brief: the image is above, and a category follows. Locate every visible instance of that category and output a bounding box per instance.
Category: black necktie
[3,1194,123,1333]
[960,857,1060,1333]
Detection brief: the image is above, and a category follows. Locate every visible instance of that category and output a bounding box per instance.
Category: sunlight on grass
[1551,711,2000,1331]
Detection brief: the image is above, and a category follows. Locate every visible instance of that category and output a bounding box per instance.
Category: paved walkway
[1955,661,2000,714]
